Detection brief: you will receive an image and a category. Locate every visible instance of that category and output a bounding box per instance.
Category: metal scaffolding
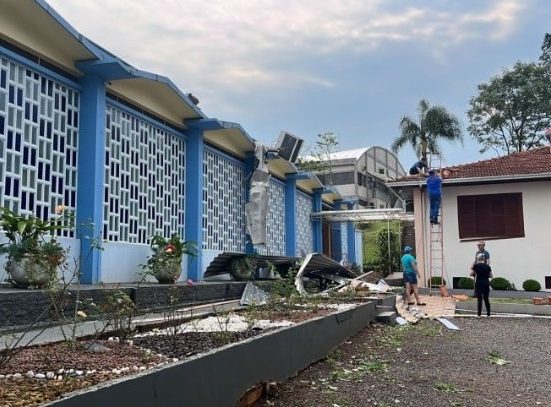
[311,208,415,223]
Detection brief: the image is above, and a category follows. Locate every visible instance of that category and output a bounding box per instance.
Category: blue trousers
[429,193,441,221]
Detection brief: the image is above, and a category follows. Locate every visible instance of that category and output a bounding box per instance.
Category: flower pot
[6,256,54,288]
[532,297,544,305]
[153,259,182,284]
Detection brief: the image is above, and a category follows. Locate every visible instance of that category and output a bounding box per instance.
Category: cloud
[48,0,528,111]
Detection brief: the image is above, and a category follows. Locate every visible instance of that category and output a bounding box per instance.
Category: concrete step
[375,311,397,324]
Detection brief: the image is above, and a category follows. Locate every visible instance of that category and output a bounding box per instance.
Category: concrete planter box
[45,297,393,407]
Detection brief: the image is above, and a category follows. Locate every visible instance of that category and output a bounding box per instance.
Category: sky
[49,0,551,169]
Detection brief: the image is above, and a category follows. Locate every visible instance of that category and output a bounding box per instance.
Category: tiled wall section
[202,146,246,252]
[296,190,313,255]
[256,178,286,255]
[0,56,78,237]
[104,104,186,243]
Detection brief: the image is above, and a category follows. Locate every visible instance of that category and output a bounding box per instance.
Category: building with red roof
[388,147,551,291]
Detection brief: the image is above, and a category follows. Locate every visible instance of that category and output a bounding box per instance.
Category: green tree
[297,132,339,185]
[391,99,462,162]
[540,33,551,65]
[467,62,551,155]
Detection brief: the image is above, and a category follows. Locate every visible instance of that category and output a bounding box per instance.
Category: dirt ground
[260,317,551,407]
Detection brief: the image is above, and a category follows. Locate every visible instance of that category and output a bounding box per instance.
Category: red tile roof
[391,147,551,183]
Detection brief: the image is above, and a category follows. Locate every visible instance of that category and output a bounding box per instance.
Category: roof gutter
[387,172,551,188]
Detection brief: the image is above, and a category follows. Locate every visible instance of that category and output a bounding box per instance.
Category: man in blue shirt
[426,169,442,224]
[409,157,428,175]
[474,241,490,265]
[401,246,425,306]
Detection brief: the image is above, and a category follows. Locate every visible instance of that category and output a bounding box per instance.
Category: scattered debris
[436,318,460,331]
[395,316,408,326]
[240,282,269,306]
[487,350,510,366]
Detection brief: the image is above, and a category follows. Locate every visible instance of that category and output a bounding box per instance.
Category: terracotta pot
[532,297,544,305]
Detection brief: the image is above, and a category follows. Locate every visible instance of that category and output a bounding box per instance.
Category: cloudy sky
[49,0,550,168]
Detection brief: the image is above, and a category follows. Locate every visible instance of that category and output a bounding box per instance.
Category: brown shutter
[457,196,477,239]
[457,192,524,240]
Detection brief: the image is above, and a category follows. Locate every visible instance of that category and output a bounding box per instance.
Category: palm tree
[391,99,463,162]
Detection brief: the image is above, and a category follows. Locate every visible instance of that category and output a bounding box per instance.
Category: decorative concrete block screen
[256,177,286,255]
[104,104,185,243]
[202,146,246,252]
[0,56,78,237]
[341,222,348,262]
[296,190,313,255]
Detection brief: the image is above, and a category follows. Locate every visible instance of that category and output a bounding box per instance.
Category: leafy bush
[522,279,541,292]
[490,277,513,290]
[457,277,474,289]
[374,228,400,276]
[429,276,446,287]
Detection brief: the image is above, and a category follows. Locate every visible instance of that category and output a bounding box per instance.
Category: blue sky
[49,0,550,168]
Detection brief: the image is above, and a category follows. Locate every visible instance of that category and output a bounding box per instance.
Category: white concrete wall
[102,242,190,283]
[440,181,551,291]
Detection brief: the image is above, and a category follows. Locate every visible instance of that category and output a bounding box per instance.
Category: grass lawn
[464,297,542,305]
[361,220,402,265]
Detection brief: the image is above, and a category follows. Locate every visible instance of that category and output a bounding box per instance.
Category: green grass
[465,297,540,305]
[361,220,402,266]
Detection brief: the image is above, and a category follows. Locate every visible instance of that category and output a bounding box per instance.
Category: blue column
[184,128,204,281]
[244,151,255,254]
[312,189,323,253]
[76,75,105,284]
[346,203,356,265]
[285,178,297,256]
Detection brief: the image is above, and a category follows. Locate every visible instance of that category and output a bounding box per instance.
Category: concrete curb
[457,300,551,316]
[45,297,394,407]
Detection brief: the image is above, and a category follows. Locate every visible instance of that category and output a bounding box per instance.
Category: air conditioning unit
[275,131,304,163]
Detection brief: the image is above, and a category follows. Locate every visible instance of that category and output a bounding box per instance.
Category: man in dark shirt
[470,253,493,317]
[409,158,428,175]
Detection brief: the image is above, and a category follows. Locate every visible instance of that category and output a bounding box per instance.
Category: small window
[378,168,385,175]
[457,193,524,240]
[545,276,551,290]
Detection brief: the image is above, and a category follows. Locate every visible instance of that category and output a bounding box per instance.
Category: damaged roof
[389,147,551,186]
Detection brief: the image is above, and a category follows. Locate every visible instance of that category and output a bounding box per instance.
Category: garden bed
[0,297,391,407]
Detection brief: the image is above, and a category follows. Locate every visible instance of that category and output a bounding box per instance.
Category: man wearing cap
[474,241,490,265]
[426,169,442,224]
[401,246,426,307]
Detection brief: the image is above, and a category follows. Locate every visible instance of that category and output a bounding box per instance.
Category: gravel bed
[133,330,265,359]
[261,317,551,406]
[0,340,166,407]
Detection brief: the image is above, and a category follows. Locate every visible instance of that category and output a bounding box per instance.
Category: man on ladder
[426,169,442,224]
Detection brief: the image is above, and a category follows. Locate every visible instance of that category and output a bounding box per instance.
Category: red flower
[165,244,176,254]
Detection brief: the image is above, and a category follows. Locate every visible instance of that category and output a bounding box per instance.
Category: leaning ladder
[427,152,445,294]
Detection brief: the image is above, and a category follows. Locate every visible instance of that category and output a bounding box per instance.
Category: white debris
[75,370,84,376]
[12,373,22,379]
[26,371,35,378]
[35,373,46,379]
[134,313,294,337]
[46,372,55,379]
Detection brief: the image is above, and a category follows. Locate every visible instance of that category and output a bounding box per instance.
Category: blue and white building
[0,0,361,283]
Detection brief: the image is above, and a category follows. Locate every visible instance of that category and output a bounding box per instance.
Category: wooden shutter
[457,196,477,239]
[457,192,524,240]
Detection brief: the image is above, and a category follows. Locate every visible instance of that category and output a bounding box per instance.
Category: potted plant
[142,234,197,283]
[0,206,72,288]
